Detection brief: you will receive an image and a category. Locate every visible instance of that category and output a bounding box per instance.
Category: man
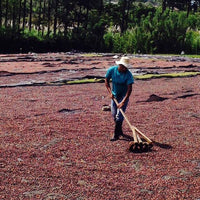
[105,56,134,141]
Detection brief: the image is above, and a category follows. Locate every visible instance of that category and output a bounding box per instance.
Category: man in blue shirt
[105,56,134,141]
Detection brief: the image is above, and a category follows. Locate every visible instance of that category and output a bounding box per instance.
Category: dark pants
[110,97,129,140]
[111,97,129,123]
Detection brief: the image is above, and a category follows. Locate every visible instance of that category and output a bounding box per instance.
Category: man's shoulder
[107,65,118,74]
[125,69,132,76]
[108,65,118,71]
[126,69,134,83]
[106,65,117,78]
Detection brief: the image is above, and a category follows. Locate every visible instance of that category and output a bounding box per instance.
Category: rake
[113,98,153,152]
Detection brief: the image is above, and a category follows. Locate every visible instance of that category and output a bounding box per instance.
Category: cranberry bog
[0,53,199,199]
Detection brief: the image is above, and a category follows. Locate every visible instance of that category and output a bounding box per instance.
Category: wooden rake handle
[113,98,152,144]
[113,98,137,143]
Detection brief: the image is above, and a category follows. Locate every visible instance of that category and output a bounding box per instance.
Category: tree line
[0,0,200,54]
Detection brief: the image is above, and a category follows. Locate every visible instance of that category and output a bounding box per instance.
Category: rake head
[129,141,153,152]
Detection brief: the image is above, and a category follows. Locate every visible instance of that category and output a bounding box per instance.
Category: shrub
[185,30,200,54]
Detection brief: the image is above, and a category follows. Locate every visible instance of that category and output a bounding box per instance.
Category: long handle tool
[113,98,153,152]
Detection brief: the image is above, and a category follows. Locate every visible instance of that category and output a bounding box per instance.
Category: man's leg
[110,99,118,141]
[110,98,129,141]
[115,98,129,136]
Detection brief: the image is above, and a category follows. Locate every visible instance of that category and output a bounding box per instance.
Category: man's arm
[105,78,114,99]
[118,84,132,108]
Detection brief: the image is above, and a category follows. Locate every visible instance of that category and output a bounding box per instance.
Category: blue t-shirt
[105,66,134,98]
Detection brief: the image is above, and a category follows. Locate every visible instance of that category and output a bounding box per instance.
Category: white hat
[116,56,131,68]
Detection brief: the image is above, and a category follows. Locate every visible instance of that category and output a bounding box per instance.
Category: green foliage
[22,29,43,41]
[103,7,200,54]
[103,31,114,52]
[0,26,70,53]
[135,72,200,80]
[185,30,200,54]
[0,1,200,54]
[0,26,22,53]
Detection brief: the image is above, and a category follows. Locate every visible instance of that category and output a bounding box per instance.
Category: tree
[118,0,135,33]
[18,0,22,30]
[161,0,199,15]
[47,0,51,37]
[23,0,27,30]
[12,0,17,30]
[53,0,59,36]
[5,0,9,27]
[0,0,2,26]
[29,0,32,31]
[162,0,167,12]
[37,0,42,34]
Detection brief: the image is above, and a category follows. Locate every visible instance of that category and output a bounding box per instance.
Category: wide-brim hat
[116,56,131,68]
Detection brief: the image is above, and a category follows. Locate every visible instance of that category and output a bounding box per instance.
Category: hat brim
[116,61,130,68]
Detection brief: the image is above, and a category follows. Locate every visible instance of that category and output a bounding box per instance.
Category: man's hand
[110,93,114,99]
[105,78,114,99]
[117,101,125,109]
[117,84,132,108]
